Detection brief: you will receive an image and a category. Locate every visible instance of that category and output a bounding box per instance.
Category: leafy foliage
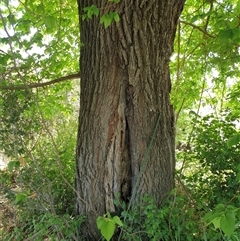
[97,212,123,241]
[171,0,240,126]
[179,111,240,208]
[82,5,99,20]
[82,1,120,28]
[0,117,81,240]
[228,133,240,148]
[2,213,84,241]
[205,204,240,238]
[113,193,225,241]
[0,0,79,158]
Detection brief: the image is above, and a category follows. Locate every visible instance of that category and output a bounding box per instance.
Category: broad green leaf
[36,4,44,13]
[44,16,57,32]
[231,28,240,43]
[15,192,28,204]
[91,5,99,17]
[215,204,225,212]
[113,13,120,22]
[8,161,20,172]
[83,5,99,19]
[227,134,240,147]
[237,171,240,183]
[204,211,222,224]
[96,216,105,229]
[113,216,123,226]
[100,12,119,28]
[0,54,11,67]
[82,14,87,20]
[100,15,112,28]
[220,211,236,237]
[190,15,199,23]
[236,209,240,220]
[204,204,225,225]
[218,29,233,43]
[212,217,221,229]
[0,37,9,44]
[190,12,211,23]
[7,14,16,25]
[100,220,115,241]
[32,32,44,47]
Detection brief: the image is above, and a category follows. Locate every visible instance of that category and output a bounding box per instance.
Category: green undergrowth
[1,112,239,241]
[0,118,84,241]
[116,192,240,241]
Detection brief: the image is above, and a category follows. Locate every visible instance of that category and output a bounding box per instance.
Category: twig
[180,20,216,38]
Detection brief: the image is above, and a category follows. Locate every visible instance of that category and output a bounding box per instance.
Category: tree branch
[180,20,216,38]
[0,72,80,90]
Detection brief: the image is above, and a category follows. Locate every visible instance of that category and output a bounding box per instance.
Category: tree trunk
[76,0,185,239]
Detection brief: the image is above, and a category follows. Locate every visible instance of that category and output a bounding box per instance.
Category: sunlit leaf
[113,216,123,226]
[15,192,28,204]
[44,16,57,32]
[227,134,240,147]
[220,211,236,237]
[212,217,221,229]
[100,220,115,241]
[96,216,105,229]
[83,5,99,19]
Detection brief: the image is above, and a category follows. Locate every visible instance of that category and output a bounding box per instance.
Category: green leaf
[204,211,221,224]
[0,54,11,67]
[217,29,234,43]
[215,203,225,212]
[190,15,199,23]
[36,4,44,13]
[237,170,240,183]
[112,216,123,226]
[204,203,225,226]
[15,192,28,204]
[8,161,20,172]
[231,28,240,43]
[227,134,240,147]
[100,12,119,28]
[44,16,57,32]
[97,216,105,229]
[91,5,99,17]
[82,14,87,20]
[100,220,115,241]
[83,5,99,19]
[212,217,221,229]
[236,209,240,220]
[113,13,120,22]
[100,14,112,28]
[220,211,236,237]
[7,14,16,25]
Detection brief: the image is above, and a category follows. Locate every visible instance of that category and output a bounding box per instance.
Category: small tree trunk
[76,0,185,239]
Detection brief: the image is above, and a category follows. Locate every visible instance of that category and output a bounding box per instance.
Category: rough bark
[75,0,185,240]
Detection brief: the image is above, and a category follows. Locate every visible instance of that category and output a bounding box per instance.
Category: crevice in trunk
[120,114,132,204]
